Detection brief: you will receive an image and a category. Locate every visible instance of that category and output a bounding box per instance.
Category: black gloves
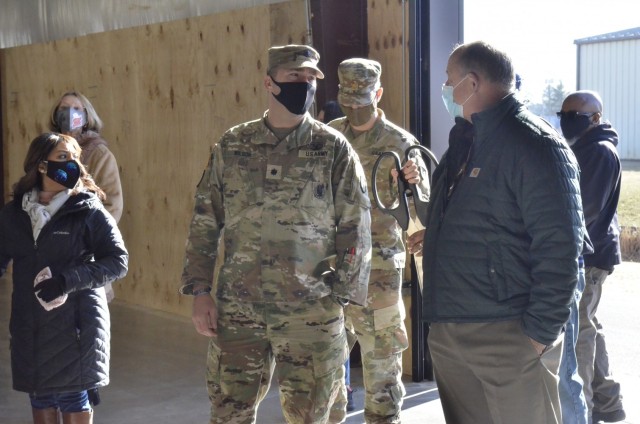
[34,276,66,302]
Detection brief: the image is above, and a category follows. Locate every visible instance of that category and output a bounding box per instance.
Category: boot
[32,407,60,424]
[61,411,93,424]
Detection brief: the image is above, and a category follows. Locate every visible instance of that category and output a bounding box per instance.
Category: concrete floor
[2,263,639,423]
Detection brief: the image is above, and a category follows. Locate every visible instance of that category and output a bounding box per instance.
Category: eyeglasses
[556,111,597,119]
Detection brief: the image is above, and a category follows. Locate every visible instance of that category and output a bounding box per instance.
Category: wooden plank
[368,0,417,376]
[1,0,308,317]
[367,0,410,129]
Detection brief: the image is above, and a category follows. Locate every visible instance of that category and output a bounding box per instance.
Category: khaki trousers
[577,267,624,417]
[429,320,563,424]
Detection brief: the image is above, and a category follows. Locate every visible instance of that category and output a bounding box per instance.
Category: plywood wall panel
[367,0,415,375]
[367,0,410,129]
[1,0,309,317]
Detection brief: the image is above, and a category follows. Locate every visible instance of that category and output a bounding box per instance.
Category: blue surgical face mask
[441,75,473,120]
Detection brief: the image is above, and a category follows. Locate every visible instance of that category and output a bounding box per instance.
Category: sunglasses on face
[556,111,597,119]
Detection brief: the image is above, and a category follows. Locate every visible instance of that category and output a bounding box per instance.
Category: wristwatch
[335,296,350,307]
[192,286,212,297]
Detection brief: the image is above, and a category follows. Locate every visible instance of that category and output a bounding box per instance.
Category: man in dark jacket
[560,90,625,424]
[407,41,586,424]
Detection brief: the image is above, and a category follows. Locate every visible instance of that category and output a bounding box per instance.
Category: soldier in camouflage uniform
[328,58,430,424]
[180,45,372,424]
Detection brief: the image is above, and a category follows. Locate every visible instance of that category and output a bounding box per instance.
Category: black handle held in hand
[371,145,439,231]
[405,145,439,228]
[372,150,410,231]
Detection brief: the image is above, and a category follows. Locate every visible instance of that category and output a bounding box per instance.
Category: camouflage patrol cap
[268,45,325,79]
[338,58,382,106]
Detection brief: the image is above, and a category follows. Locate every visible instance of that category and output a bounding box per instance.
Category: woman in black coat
[0,133,128,424]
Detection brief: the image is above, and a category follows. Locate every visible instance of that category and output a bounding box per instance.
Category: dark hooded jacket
[0,190,128,395]
[570,123,621,271]
[422,94,586,345]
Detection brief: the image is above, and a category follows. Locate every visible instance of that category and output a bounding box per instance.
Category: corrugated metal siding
[0,0,289,49]
[578,39,640,159]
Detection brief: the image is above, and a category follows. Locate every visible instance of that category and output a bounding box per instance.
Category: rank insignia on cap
[295,49,313,59]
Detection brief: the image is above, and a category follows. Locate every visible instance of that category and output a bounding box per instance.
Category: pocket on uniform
[312,329,348,378]
[296,178,330,220]
[312,296,348,378]
[222,159,258,212]
[372,304,409,357]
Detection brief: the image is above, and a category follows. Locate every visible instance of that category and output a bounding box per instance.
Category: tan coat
[78,131,123,222]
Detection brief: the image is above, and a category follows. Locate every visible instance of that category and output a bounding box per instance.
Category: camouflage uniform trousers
[343,268,409,424]
[206,295,349,424]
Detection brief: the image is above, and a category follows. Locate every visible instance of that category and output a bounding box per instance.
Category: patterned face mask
[44,159,81,189]
[55,107,86,133]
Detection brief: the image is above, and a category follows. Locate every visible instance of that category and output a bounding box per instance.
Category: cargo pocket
[373,304,409,358]
[312,296,349,378]
[312,336,348,378]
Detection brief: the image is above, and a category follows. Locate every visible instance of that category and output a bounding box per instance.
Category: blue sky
[464,0,639,103]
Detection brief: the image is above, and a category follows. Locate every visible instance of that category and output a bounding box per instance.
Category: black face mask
[560,113,592,142]
[271,78,316,115]
[45,159,81,189]
[55,107,86,133]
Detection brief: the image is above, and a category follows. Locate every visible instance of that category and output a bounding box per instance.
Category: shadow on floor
[0,278,444,423]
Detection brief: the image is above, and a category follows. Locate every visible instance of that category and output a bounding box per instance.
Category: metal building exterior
[576,27,640,160]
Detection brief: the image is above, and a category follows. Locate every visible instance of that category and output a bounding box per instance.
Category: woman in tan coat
[49,91,123,301]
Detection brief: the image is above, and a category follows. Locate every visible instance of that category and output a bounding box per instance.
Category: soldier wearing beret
[329,58,430,423]
[180,45,372,423]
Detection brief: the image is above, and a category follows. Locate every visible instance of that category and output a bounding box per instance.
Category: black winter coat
[0,191,128,395]
[422,94,586,345]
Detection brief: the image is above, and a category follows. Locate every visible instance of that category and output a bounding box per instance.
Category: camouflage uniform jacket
[329,109,430,271]
[181,112,372,305]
